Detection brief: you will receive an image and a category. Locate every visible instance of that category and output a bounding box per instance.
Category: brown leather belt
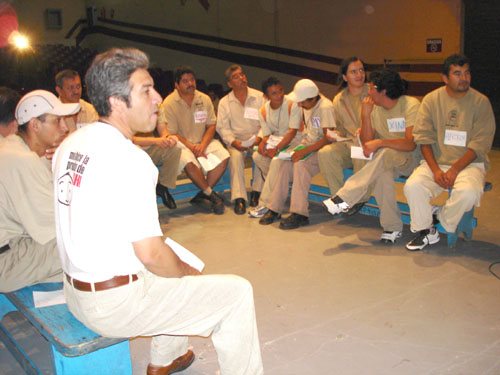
[65,273,138,292]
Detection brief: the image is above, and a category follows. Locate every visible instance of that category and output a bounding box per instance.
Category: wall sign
[426,39,442,53]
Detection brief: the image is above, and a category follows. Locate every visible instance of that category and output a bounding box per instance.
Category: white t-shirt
[53,122,162,282]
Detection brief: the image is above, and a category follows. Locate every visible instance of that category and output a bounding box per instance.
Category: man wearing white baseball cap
[259,79,336,229]
[0,89,79,292]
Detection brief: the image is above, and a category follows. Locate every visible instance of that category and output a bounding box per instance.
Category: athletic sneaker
[380,231,402,243]
[410,206,440,233]
[249,205,268,218]
[406,227,440,251]
[323,196,350,216]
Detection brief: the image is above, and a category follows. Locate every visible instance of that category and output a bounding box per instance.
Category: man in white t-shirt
[52,48,263,375]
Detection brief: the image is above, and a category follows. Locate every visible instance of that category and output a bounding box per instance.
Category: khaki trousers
[404,161,485,233]
[337,148,416,232]
[267,153,320,217]
[228,147,264,202]
[0,237,63,292]
[64,270,263,375]
[146,145,181,189]
[318,142,370,200]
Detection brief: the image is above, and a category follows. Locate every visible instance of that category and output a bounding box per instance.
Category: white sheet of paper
[33,290,66,308]
[241,135,256,148]
[275,151,292,160]
[327,129,350,142]
[244,107,259,120]
[351,146,373,160]
[197,153,221,173]
[266,135,283,149]
[444,129,467,147]
[175,140,188,150]
[165,237,205,272]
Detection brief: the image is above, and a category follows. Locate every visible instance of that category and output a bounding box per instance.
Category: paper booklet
[165,237,205,272]
[241,135,256,148]
[197,153,221,173]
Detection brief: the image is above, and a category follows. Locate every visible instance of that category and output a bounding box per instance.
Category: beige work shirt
[259,95,301,137]
[64,99,99,133]
[333,84,369,141]
[302,95,335,145]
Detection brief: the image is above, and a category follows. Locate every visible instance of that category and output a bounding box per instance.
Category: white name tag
[311,117,321,128]
[444,129,467,147]
[244,107,259,120]
[194,110,208,124]
[387,117,405,132]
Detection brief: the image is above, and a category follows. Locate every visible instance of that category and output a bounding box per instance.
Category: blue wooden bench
[0,282,131,375]
[308,169,492,248]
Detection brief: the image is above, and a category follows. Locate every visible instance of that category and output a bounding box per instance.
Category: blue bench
[0,282,131,375]
[308,169,492,248]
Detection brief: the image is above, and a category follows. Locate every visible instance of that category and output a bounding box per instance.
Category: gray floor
[2,151,500,375]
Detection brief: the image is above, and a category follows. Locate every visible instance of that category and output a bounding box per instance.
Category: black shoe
[209,191,225,215]
[249,191,260,207]
[234,198,246,215]
[279,213,309,230]
[156,184,176,209]
[346,201,366,216]
[190,190,211,204]
[259,209,281,225]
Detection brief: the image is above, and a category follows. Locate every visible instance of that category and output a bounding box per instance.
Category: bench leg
[51,340,132,375]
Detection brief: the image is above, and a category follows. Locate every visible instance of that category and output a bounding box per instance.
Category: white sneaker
[410,206,440,233]
[249,206,269,218]
[380,231,402,243]
[323,196,350,216]
[406,227,440,251]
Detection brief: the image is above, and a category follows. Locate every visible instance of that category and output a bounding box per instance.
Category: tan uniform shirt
[372,95,420,141]
[259,96,302,137]
[64,99,99,133]
[0,135,55,246]
[160,89,216,144]
[302,95,335,145]
[216,87,264,145]
[332,84,369,141]
[413,86,495,169]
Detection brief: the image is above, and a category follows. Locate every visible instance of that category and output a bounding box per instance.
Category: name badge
[311,117,321,128]
[244,107,259,120]
[444,129,467,147]
[194,110,208,124]
[387,117,405,132]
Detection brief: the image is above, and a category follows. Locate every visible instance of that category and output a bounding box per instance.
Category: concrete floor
[2,151,500,375]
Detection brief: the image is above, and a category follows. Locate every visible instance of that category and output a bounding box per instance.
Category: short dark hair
[368,69,407,100]
[85,48,149,117]
[174,66,196,84]
[0,86,20,125]
[55,69,80,88]
[225,64,242,82]
[261,77,281,96]
[443,54,470,76]
[17,114,47,135]
[338,57,367,88]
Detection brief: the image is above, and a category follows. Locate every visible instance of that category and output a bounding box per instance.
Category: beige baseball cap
[15,90,80,124]
[288,79,319,103]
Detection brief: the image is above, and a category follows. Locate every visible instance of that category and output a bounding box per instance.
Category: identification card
[444,129,467,147]
[194,110,208,124]
[387,117,405,132]
[244,107,259,120]
[311,117,321,128]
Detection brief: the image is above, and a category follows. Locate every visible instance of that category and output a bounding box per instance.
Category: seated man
[404,54,495,250]
[133,119,181,210]
[324,69,420,243]
[0,86,20,138]
[53,47,263,375]
[318,57,371,215]
[159,66,228,215]
[249,76,302,218]
[55,69,99,131]
[216,64,265,214]
[259,79,334,229]
[0,89,79,292]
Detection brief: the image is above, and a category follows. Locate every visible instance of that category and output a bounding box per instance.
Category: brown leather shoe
[147,350,195,374]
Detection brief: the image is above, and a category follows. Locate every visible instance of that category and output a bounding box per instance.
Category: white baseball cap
[15,90,81,124]
[288,79,319,103]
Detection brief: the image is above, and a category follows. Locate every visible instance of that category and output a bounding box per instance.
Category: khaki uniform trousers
[228,146,264,202]
[64,270,263,375]
[267,153,320,217]
[252,154,283,207]
[0,237,63,292]
[404,161,485,233]
[337,148,416,232]
[318,142,370,200]
[145,145,181,189]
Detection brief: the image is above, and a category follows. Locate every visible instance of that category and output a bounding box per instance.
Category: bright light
[8,31,30,50]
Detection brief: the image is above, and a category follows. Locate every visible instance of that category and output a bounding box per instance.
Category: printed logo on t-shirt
[446,109,458,128]
[387,117,405,132]
[311,117,321,128]
[57,151,90,206]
